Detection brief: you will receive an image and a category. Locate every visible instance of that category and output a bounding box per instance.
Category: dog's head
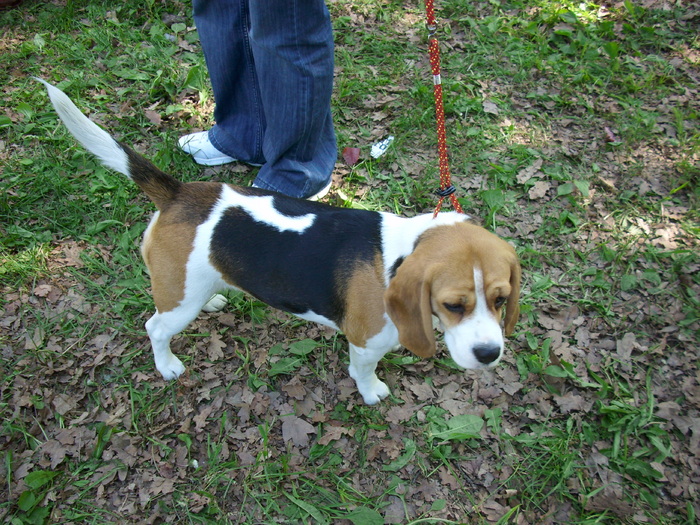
[384,222,521,368]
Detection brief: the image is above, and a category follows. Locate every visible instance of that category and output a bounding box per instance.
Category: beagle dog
[39,80,521,405]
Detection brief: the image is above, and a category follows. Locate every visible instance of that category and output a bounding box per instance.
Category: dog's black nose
[473,343,501,365]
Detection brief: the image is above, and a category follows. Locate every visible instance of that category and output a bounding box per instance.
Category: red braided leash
[425,0,463,216]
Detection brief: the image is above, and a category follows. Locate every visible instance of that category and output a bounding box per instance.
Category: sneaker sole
[307,181,332,201]
[190,154,237,166]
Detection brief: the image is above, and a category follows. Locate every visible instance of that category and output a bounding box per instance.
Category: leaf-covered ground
[1,0,699,523]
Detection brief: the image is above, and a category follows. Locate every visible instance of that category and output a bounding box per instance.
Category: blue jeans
[192,0,337,198]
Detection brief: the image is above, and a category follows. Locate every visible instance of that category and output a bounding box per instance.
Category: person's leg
[191,0,265,164]
[249,0,337,198]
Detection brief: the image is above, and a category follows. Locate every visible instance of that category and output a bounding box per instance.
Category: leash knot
[435,185,456,197]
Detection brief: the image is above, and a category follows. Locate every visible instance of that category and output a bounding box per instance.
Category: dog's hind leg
[141,215,225,378]
[146,309,191,379]
[144,246,227,378]
[145,283,223,379]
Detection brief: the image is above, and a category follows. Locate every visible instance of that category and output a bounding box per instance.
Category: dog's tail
[36,78,181,210]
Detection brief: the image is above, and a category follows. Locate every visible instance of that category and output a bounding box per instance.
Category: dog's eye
[494,296,507,309]
[443,302,465,314]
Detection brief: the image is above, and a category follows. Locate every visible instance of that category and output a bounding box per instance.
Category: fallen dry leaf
[516,158,544,184]
[342,147,361,166]
[553,392,592,414]
[281,376,307,400]
[385,404,419,424]
[318,423,353,445]
[528,180,551,200]
[616,332,639,360]
[405,378,434,401]
[52,393,77,416]
[193,404,215,432]
[603,126,619,143]
[207,331,226,362]
[482,100,500,115]
[145,109,162,126]
[281,415,316,447]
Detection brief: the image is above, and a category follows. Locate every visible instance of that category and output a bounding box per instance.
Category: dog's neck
[379,211,471,286]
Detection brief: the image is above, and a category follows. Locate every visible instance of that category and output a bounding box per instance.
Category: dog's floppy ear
[504,256,521,336]
[384,259,436,358]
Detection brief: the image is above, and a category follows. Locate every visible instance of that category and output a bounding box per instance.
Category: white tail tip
[35,77,131,177]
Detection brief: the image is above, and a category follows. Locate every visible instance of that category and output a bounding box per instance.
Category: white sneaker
[308,180,332,201]
[178,131,237,166]
[251,180,332,200]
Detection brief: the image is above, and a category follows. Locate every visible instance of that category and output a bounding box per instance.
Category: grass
[1,0,699,523]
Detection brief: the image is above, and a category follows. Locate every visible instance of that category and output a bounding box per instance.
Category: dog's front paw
[358,378,391,405]
[202,294,227,313]
[157,355,186,380]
